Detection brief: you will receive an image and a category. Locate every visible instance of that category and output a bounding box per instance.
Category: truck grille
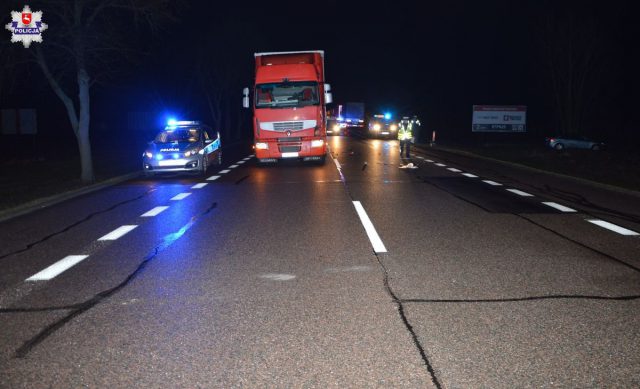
[279,145,301,153]
[273,121,304,131]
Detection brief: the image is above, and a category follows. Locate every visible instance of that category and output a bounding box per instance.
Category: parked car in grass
[545,135,605,151]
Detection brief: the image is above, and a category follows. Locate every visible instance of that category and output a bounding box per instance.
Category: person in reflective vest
[398,119,413,159]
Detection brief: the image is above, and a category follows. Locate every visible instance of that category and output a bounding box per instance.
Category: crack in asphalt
[329,149,443,389]
[403,294,640,303]
[413,161,640,275]
[0,188,157,261]
[234,174,250,185]
[11,201,217,358]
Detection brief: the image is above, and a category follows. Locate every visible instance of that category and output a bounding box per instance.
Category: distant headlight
[311,139,325,148]
[373,123,381,131]
[255,142,268,150]
[390,124,398,131]
[333,124,340,132]
[144,151,153,158]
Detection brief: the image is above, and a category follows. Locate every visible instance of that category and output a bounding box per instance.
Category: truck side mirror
[324,83,333,105]
[242,87,250,108]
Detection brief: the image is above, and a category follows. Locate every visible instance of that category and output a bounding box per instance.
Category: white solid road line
[141,206,169,217]
[506,189,534,197]
[207,175,220,181]
[587,219,640,236]
[26,255,90,281]
[219,169,231,174]
[435,163,446,167]
[483,180,503,186]
[353,201,387,253]
[170,192,191,201]
[461,173,478,178]
[229,164,239,168]
[542,202,577,213]
[192,183,208,189]
[447,168,462,172]
[98,225,138,241]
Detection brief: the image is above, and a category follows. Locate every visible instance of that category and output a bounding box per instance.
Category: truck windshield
[154,128,201,143]
[255,82,319,108]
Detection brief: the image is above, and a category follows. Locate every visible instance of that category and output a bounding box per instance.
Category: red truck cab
[243,51,333,164]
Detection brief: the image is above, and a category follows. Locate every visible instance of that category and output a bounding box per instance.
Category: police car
[367,113,398,139]
[142,120,221,176]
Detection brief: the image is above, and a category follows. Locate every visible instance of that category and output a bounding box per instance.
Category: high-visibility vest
[398,122,413,141]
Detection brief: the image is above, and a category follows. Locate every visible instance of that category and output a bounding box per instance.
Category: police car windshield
[255,82,319,108]
[155,128,201,143]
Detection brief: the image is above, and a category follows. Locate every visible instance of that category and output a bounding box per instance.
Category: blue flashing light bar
[384,113,391,120]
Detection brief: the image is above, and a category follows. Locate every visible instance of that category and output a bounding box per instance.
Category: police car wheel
[200,157,208,175]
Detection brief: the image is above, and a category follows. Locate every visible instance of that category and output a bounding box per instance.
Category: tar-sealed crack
[329,150,443,388]
[9,201,217,358]
[234,175,250,185]
[0,188,157,261]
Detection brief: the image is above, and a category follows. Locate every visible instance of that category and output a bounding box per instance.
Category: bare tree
[13,0,174,183]
[538,12,609,136]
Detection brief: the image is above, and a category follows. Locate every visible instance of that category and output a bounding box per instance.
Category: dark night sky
[2,0,639,143]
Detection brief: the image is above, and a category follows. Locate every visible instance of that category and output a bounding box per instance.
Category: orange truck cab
[243,51,333,164]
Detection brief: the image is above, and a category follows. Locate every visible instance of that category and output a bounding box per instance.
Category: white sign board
[472,105,526,132]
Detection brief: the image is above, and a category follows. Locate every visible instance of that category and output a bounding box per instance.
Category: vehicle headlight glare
[373,123,381,131]
[144,151,153,158]
[311,139,325,148]
[390,124,397,131]
[255,142,269,150]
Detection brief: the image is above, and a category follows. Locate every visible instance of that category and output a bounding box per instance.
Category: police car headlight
[184,148,200,157]
[144,151,153,158]
[333,124,340,132]
[373,123,381,131]
[390,124,398,131]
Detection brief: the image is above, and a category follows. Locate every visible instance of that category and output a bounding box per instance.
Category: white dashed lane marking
[98,225,138,241]
[461,173,478,178]
[506,189,534,197]
[229,165,239,168]
[353,201,387,253]
[219,169,231,174]
[26,255,89,281]
[426,159,434,162]
[141,206,169,217]
[192,183,208,189]
[435,163,446,167]
[542,202,577,213]
[237,161,245,164]
[587,220,640,236]
[483,180,503,186]
[207,175,220,181]
[447,168,462,172]
[170,193,191,201]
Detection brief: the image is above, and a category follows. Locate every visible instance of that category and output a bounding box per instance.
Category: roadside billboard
[472,105,526,132]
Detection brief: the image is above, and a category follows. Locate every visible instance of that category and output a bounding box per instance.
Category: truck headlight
[255,142,268,150]
[311,139,324,148]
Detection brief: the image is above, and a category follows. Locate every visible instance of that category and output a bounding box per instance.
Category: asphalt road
[1,136,639,388]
